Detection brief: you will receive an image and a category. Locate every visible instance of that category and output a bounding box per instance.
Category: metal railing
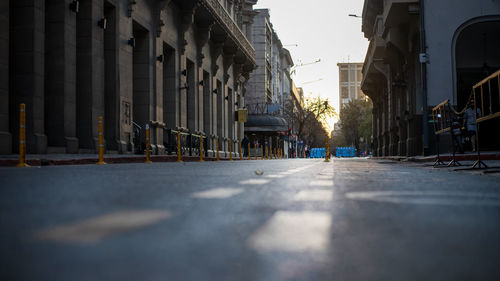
[471,69,500,169]
[164,128,208,157]
[132,121,143,154]
[431,100,461,167]
[473,69,500,124]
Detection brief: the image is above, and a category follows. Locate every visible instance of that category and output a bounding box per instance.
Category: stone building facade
[361,0,500,157]
[244,9,295,158]
[1,0,258,155]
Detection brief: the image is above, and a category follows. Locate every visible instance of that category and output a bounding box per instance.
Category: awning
[245,115,288,132]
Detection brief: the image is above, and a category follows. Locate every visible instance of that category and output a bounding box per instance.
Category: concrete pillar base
[398,141,405,156]
[66,137,79,154]
[406,137,415,156]
[33,134,48,154]
[117,140,129,154]
[156,144,166,155]
[0,131,12,154]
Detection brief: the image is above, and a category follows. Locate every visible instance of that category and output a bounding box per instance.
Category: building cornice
[199,0,256,65]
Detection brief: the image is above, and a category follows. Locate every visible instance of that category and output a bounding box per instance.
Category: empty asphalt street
[1,159,500,281]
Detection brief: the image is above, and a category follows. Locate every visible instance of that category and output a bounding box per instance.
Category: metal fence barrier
[431,100,461,167]
[163,128,207,158]
[471,68,500,169]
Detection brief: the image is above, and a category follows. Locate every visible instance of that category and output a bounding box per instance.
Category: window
[340,70,348,82]
[341,87,349,98]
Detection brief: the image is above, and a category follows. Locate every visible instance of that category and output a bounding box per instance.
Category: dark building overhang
[245,115,288,132]
[382,0,419,32]
[362,0,383,38]
[362,16,387,98]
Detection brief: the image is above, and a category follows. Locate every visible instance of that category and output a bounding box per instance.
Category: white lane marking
[34,210,171,244]
[249,211,331,253]
[239,179,270,185]
[191,188,244,199]
[265,174,285,179]
[316,175,333,180]
[309,180,333,187]
[345,191,500,206]
[294,190,333,201]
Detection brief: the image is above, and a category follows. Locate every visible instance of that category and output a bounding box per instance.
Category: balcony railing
[201,0,256,64]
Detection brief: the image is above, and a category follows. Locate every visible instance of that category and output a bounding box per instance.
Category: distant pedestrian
[451,118,464,154]
[463,101,481,152]
[242,135,250,157]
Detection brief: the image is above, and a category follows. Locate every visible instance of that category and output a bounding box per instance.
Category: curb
[372,154,500,163]
[0,155,250,167]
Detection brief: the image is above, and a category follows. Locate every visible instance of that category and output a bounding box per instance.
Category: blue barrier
[335,147,355,158]
[310,148,326,158]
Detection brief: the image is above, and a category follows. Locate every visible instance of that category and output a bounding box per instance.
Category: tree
[283,96,337,147]
[338,99,373,150]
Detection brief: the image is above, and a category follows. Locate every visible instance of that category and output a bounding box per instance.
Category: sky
[254,0,369,128]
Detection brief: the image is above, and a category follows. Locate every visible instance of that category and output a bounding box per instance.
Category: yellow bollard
[145,124,152,164]
[17,104,29,167]
[255,144,258,160]
[216,138,220,162]
[229,140,233,161]
[177,131,182,162]
[328,142,331,161]
[261,145,264,160]
[239,141,242,161]
[199,136,204,162]
[324,136,330,162]
[265,146,268,160]
[248,143,251,160]
[96,116,106,165]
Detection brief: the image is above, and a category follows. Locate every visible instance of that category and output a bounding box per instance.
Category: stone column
[223,49,235,152]
[164,47,179,129]
[10,0,48,154]
[0,0,10,154]
[154,40,164,154]
[218,77,225,152]
[196,22,213,134]
[197,65,204,134]
[76,0,105,151]
[103,2,122,152]
[212,75,219,154]
[179,8,195,130]
[203,71,212,142]
[211,39,224,153]
[45,0,78,153]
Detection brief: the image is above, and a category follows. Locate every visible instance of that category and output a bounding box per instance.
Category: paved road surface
[1,159,499,281]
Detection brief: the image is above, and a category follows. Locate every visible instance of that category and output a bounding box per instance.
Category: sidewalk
[373,151,500,163]
[0,153,240,167]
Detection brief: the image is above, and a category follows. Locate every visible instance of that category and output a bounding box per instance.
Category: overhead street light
[300,78,324,86]
[291,59,321,76]
[349,14,362,18]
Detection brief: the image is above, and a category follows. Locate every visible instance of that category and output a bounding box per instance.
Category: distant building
[245,9,298,158]
[337,62,366,112]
